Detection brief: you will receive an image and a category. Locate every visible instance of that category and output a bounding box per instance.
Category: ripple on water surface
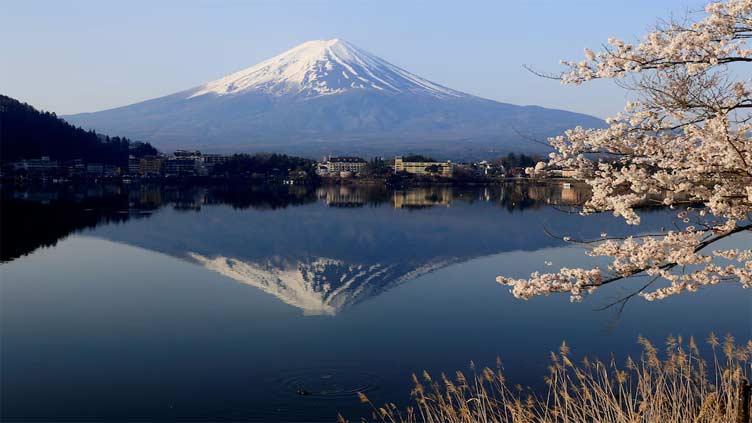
[248,367,383,420]
[272,367,381,400]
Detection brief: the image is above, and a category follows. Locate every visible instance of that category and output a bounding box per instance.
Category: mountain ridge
[64,39,604,158]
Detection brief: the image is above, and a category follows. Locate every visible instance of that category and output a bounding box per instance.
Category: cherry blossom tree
[498,0,752,303]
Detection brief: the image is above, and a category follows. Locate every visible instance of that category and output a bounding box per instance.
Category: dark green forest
[493,152,544,169]
[213,153,318,179]
[0,95,157,166]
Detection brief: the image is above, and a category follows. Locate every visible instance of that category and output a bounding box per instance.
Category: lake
[1,183,749,421]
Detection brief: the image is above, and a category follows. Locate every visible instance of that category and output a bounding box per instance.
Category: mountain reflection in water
[3,182,749,423]
[2,182,669,316]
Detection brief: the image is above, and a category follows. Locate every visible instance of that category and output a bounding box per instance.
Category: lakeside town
[1,94,575,187]
[3,149,576,186]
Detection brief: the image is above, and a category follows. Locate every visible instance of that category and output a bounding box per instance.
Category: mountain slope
[64,39,603,158]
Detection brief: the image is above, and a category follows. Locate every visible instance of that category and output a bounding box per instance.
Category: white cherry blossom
[500,0,751,302]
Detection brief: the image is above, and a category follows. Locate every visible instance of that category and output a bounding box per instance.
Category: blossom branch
[499,0,752,303]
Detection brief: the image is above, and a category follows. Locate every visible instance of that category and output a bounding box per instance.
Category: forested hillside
[1,95,157,165]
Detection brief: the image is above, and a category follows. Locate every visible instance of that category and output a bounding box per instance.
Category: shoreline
[1,174,583,190]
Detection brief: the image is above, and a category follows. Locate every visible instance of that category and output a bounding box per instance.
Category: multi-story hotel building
[393,156,453,177]
[318,156,367,176]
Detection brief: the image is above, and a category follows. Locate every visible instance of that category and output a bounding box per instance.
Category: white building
[318,156,367,176]
[12,157,60,173]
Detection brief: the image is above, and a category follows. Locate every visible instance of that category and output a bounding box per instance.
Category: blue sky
[1,0,704,118]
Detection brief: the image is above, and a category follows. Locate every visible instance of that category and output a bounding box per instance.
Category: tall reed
[345,334,751,423]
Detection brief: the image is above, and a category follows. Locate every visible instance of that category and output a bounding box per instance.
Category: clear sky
[1,0,705,118]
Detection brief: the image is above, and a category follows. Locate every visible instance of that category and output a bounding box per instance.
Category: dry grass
[344,334,751,423]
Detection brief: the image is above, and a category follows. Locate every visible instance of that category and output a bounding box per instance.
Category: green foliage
[363,157,390,176]
[128,142,158,158]
[213,153,317,180]
[0,95,158,166]
[493,152,543,169]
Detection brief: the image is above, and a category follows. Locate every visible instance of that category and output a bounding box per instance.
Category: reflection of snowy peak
[187,253,457,315]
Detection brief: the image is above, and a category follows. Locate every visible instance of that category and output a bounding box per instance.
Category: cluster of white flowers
[560,0,752,84]
[589,232,710,273]
[640,246,752,300]
[496,268,603,303]
[502,0,751,302]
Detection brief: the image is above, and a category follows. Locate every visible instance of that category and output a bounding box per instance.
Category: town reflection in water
[319,184,590,209]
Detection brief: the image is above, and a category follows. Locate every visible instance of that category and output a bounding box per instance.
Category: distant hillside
[0,95,157,166]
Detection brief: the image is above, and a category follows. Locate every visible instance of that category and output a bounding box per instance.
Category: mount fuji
[64,39,603,158]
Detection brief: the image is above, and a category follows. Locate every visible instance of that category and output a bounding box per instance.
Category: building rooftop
[327,156,366,163]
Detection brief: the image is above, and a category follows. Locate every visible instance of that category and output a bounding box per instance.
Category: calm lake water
[1,183,750,421]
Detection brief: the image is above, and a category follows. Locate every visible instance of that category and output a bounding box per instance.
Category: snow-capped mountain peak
[65,38,605,156]
[188,38,467,99]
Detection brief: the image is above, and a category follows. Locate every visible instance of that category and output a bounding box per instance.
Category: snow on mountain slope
[188,39,466,99]
[63,38,605,157]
